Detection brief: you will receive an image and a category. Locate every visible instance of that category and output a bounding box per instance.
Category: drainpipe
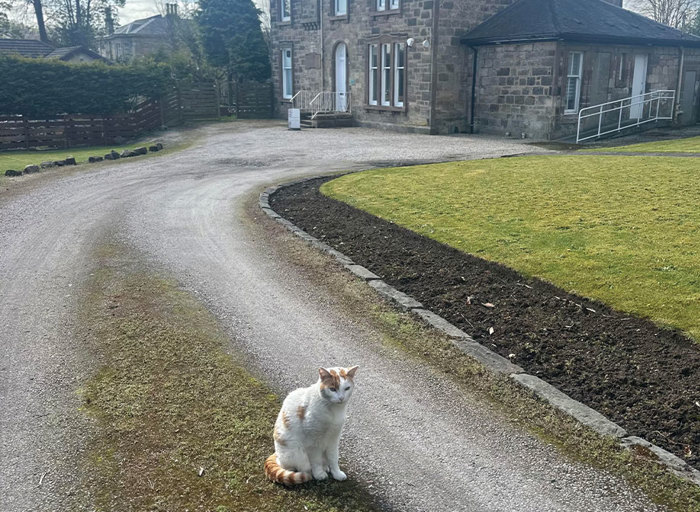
[470,46,478,134]
[428,0,440,134]
[320,0,325,91]
[675,46,685,123]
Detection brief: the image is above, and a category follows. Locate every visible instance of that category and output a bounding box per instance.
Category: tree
[627,0,700,29]
[50,0,125,47]
[196,0,270,83]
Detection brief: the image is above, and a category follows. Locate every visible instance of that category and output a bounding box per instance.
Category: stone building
[98,6,179,63]
[269,0,700,139]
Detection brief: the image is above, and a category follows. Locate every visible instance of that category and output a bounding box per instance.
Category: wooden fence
[231,80,273,119]
[0,81,225,151]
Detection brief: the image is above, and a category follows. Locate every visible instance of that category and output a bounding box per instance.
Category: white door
[630,54,648,118]
[335,43,347,112]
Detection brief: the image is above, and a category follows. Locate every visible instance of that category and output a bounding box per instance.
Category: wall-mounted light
[422,39,430,48]
[406,37,415,47]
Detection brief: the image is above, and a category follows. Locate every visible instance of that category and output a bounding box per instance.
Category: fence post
[23,117,30,150]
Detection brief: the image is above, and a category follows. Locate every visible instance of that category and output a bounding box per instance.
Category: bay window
[368,42,406,109]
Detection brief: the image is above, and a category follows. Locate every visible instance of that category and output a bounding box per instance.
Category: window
[368,44,378,105]
[376,0,398,10]
[282,48,293,99]
[394,42,405,107]
[565,51,583,113]
[280,0,291,21]
[335,0,347,15]
[368,42,406,108]
[381,44,391,106]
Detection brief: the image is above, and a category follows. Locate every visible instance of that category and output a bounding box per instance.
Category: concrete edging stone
[259,178,700,487]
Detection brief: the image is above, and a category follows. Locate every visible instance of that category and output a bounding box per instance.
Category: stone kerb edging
[259,179,700,488]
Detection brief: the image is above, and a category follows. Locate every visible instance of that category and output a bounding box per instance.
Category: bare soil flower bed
[270,177,700,471]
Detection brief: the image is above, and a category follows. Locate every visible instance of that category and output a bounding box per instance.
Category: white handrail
[309,91,351,119]
[576,90,675,143]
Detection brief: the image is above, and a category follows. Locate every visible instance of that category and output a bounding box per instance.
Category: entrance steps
[300,112,353,129]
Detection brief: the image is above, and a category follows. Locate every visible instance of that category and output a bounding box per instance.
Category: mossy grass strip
[77,243,380,512]
[321,155,700,342]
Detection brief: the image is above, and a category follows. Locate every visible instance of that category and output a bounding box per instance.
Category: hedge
[0,56,172,117]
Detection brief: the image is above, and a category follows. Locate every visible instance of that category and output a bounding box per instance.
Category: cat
[264,366,359,486]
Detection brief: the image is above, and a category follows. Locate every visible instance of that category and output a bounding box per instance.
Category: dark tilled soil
[271,177,700,471]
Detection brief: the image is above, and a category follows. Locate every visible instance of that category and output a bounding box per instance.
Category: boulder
[107,150,120,160]
[148,145,159,152]
[64,156,77,165]
[120,149,136,158]
[23,164,40,174]
[54,160,66,167]
[156,142,164,150]
[134,146,148,155]
[88,156,104,163]
[5,169,22,177]
[40,161,55,168]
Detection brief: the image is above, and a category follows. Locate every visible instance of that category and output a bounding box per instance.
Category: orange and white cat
[264,366,359,485]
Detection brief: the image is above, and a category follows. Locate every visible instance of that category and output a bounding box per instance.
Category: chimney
[165,3,179,17]
[105,7,114,35]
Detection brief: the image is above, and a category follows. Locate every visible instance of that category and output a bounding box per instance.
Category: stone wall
[269,0,519,133]
[471,42,558,139]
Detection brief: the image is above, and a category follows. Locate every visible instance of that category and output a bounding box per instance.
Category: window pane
[566,77,578,111]
[282,49,292,99]
[394,43,404,107]
[336,0,347,15]
[377,0,385,11]
[369,45,378,105]
[281,0,290,20]
[390,0,399,9]
[381,44,391,106]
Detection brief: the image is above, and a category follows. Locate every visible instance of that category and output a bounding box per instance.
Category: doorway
[335,43,348,112]
[680,70,698,125]
[630,54,648,118]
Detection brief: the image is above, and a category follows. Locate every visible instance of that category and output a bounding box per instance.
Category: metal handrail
[309,91,352,119]
[291,90,316,112]
[576,90,675,143]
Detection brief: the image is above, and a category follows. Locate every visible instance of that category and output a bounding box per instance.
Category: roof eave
[462,32,700,48]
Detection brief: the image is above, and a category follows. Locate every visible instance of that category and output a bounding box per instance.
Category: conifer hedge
[0,56,172,117]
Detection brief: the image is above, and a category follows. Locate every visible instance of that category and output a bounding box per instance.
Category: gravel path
[0,121,663,511]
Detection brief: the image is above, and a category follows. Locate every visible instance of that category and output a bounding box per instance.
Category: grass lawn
[322,155,700,341]
[587,135,700,153]
[0,142,159,171]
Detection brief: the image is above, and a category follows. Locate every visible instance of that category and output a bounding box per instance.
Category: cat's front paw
[331,469,347,481]
[312,469,328,480]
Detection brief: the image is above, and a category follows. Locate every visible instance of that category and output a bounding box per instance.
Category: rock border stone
[260,178,700,488]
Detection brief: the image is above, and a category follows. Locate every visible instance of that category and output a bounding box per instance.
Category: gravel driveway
[0,121,663,511]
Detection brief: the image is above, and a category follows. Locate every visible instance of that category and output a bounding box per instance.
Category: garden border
[259,177,700,488]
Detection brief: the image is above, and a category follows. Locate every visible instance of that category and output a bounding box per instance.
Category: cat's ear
[319,367,331,380]
[346,366,359,380]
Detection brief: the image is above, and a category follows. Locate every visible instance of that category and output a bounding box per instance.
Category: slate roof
[461,0,700,47]
[45,46,105,61]
[0,39,54,58]
[110,14,169,37]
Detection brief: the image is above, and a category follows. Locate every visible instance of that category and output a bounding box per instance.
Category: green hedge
[0,56,172,117]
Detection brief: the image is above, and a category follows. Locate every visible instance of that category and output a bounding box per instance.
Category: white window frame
[377,0,385,11]
[280,0,291,21]
[381,43,391,106]
[389,0,399,9]
[368,44,378,106]
[335,0,347,15]
[565,51,583,114]
[282,48,293,99]
[393,42,405,107]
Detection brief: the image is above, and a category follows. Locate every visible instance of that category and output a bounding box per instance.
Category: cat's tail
[264,453,311,486]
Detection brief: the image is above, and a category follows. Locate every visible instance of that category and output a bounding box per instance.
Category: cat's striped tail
[264,454,311,486]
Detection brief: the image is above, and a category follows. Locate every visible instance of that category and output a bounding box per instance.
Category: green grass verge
[0,143,162,171]
[322,155,700,341]
[78,244,380,512]
[587,135,700,153]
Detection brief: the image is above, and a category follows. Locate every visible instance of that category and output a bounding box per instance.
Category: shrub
[0,56,172,117]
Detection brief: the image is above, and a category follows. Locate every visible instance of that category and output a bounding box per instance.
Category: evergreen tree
[196,0,270,82]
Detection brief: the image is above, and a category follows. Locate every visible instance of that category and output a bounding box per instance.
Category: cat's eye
[329,387,337,392]
[344,386,350,391]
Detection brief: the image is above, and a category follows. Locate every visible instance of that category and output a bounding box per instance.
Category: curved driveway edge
[260,178,700,489]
